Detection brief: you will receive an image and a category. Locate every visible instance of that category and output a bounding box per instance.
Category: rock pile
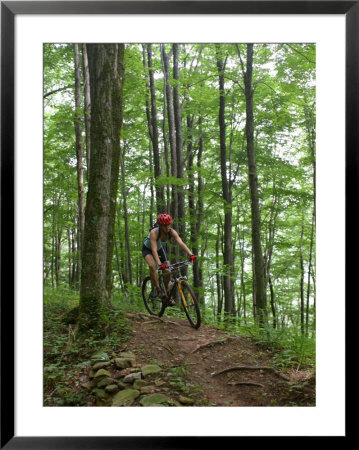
[88,350,189,406]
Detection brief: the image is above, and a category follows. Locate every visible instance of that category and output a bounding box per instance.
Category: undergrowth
[44,286,315,406]
[202,310,315,371]
[43,286,133,406]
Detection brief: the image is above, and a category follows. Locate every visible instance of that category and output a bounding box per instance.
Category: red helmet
[157,214,173,225]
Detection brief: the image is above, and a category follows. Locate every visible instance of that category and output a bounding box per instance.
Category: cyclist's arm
[150,229,162,266]
[171,229,193,256]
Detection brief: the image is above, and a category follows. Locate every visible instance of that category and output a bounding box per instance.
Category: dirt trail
[121,313,315,407]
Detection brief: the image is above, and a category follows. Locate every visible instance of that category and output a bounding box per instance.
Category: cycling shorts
[142,244,168,263]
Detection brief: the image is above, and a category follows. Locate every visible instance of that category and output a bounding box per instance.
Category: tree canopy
[43,43,316,337]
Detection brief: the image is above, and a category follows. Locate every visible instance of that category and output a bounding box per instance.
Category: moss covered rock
[93,361,111,371]
[112,389,140,406]
[96,377,115,388]
[94,368,111,379]
[142,364,162,378]
[139,393,174,406]
[114,358,135,369]
[105,384,119,394]
[90,351,110,364]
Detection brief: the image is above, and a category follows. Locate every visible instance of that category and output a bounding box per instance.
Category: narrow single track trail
[118,313,315,407]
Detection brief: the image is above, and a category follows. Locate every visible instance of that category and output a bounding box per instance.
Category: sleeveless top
[143,227,171,251]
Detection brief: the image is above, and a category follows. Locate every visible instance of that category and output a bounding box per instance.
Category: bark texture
[216,45,235,315]
[243,44,267,325]
[79,44,125,333]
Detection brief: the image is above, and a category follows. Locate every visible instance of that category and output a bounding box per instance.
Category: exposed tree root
[158,344,174,355]
[190,336,235,353]
[142,316,181,326]
[124,312,180,326]
[228,381,265,388]
[165,337,197,341]
[123,312,150,320]
[211,365,290,381]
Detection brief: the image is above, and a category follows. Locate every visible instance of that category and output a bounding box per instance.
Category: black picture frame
[1,1,352,447]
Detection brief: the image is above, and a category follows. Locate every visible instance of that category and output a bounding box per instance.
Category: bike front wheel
[178,281,201,329]
[142,276,166,317]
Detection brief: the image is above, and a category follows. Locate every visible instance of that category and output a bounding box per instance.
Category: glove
[158,263,167,271]
[189,255,196,262]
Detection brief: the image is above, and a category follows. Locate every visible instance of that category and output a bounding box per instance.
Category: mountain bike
[142,259,201,329]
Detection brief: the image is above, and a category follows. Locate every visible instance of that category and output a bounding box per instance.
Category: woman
[142,213,196,305]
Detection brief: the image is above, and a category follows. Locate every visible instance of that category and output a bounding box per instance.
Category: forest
[43,43,316,407]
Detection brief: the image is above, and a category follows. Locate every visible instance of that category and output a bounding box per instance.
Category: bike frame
[159,260,191,307]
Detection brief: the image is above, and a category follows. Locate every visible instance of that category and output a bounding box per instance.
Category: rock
[178,395,195,405]
[105,384,119,394]
[139,393,175,406]
[89,370,95,379]
[90,351,110,364]
[123,372,142,383]
[93,361,111,371]
[92,388,112,405]
[92,388,110,400]
[114,368,132,378]
[112,389,140,406]
[142,364,162,378]
[140,386,155,394]
[94,369,111,379]
[116,381,128,390]
[114,358,135,369]
[96,377,115,389]
[133,379,147,390]
[118,351,136,359]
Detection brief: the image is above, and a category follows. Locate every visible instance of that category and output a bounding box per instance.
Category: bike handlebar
[158,259,190,272]
[168,260,189,270]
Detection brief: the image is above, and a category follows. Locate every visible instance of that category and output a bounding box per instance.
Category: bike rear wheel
[142,276,166,317]
[179,281,201,329]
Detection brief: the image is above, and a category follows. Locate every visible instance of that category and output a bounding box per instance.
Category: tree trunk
[306,209,315,335]
[55,228,62,286]
[120,143,132,285]
[72,226,78,285]
[216,45,234,316]
[82,43,91,182]
[161,45,178,235]
[105,44,125,299]
[141,46,154,223]
[264,183,279,328]
[173,44,185,237]
[216,222,223,316]
[196,117,205,300]
[187,113,203,302]
[74,43,85,285]
[79,44,125,334]
[242,43,267,326]
[304,101,316,336]
[300,213,305,335]
[162,67,171,213]
[146,44,165,213]
[67,227,73,286]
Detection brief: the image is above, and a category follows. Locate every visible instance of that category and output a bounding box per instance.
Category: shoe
[167,298,176,307]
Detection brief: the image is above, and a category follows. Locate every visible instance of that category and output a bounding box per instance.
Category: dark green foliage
[43,287,132,406]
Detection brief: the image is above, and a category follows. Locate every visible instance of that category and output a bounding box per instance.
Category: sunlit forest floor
[44,287,315,407]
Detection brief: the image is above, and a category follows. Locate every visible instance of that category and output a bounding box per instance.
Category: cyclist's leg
[158,248,171,291]
[143,252,160,291]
